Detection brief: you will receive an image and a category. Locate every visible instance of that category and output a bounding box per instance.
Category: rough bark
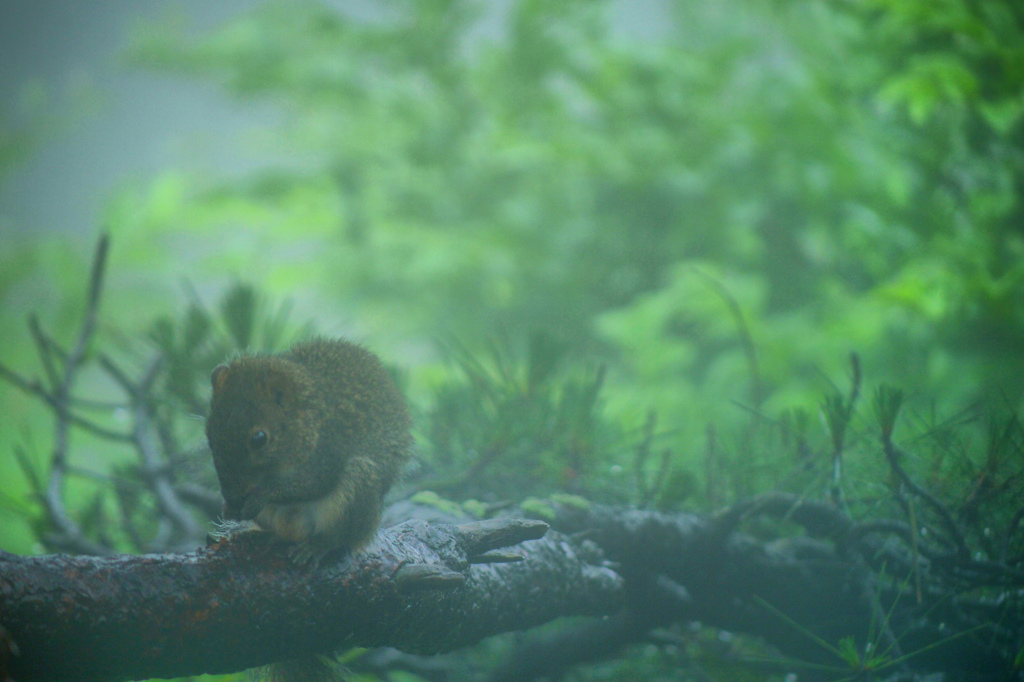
[2,499,1019,682]
[0,517,621,682]
[493,498,1015,681]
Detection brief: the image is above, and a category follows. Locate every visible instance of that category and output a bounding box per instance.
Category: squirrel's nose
[222,485,257,520]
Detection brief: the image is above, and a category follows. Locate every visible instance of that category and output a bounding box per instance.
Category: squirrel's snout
[222,486,261,520]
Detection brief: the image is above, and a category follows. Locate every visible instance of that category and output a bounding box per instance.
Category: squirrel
[206,336,412,564]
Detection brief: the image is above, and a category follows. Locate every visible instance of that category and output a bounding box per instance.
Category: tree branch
[530,499,1017,680]
[0,517,621,682]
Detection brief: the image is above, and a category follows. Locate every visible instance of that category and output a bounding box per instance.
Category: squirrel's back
[287,338,411,474]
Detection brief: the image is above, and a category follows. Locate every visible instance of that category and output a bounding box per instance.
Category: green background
[2,0,1022,585]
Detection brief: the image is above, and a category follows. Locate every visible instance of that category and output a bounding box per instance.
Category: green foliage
[419,332,633,501]
[3,1,1024,677]
[0,0,1017,557]
[13,0,1021,535]
[148,282,312,417]
[118,0,1024,474]
[872,385,904,442]
[408,490,471,518]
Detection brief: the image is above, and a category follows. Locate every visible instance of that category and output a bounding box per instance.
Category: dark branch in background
[1,236,115,555]
[0,517,620,682]
[0,362,133,443]
[485,494,1022,682]
[488,573,693,682]
[27,313,61,392]
[98,353,202,547]
[0,234,224,555]
[882,433,971,560]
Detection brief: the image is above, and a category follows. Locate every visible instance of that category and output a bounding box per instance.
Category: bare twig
[12,445,43,498]
[39,235,112,555]
[99,353,203,547]
[0,363,132,442]
[27,313,61,391]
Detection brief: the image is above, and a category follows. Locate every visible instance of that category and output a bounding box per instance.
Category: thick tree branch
[0,517,620,682]
[2,496,1020,682]
[523,499,1016,680]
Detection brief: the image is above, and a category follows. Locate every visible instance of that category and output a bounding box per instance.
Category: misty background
[0,0,663,236]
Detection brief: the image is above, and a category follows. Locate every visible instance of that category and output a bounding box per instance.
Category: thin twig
[99,353,203,545]
[43,235,111,553]
[0,362,132,442]
[68,397,130,411]
[27,313,61,391]
[12,445,43,498]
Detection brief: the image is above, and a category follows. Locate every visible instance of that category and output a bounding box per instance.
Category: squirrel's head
[206,356,323,520]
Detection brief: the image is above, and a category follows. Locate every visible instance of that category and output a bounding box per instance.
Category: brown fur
[206,337,412,561]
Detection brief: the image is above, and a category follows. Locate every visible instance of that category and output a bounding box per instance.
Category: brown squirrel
[206,337,412,563]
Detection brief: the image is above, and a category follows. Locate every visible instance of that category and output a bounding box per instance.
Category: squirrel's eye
[249,430,269,450]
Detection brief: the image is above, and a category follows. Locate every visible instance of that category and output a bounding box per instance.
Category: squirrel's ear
[211,364,230,393]
[262,369,289,406]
